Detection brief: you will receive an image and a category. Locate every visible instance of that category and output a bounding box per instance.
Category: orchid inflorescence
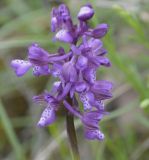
[11,4,113,141]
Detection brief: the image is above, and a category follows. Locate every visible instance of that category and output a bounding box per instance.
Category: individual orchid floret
[91,80,113,100]
[82,111,104,140]
[78,4,94,21]
[33,92,59,127]
[28,43,50,66]
[86,23,109,38]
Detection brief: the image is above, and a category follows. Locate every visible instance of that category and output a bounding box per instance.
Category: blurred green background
[0,0,149,160]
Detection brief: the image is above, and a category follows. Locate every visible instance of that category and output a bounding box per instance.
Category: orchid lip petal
[37,107,56,127]
[79,92,94,110]
[11,59,32,77]
[85,129,105,141]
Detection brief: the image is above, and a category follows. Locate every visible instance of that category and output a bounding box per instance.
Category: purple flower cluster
[11,4,112,141]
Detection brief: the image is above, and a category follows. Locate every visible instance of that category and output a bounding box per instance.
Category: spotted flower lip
[37,107,56,127]
[11,59,32,77]
[11,3,113,141]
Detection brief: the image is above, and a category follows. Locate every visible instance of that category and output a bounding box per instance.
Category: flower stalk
[66,112,80,160]
[66,96,80,160]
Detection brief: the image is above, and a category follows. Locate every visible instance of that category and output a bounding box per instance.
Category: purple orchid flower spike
[11,3,113,152]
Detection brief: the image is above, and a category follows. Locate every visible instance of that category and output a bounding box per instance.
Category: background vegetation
[0,0,149,160]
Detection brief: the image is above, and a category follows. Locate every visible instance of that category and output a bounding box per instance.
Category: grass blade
[0,100,26,160]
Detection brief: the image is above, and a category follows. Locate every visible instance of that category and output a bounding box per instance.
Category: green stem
[66,96,80,160]
[66,113,80,160]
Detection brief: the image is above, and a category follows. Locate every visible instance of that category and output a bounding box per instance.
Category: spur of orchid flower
[11,3,112,141]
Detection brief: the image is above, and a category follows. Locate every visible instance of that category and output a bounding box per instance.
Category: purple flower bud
[89,56,111,67]
[78,5,94,21]
[11,59,32,77]
[97,56,111,67]
[92,23,109,38]
[55,29,73,43]
[97,48,107,56]
[37,107,56,127]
